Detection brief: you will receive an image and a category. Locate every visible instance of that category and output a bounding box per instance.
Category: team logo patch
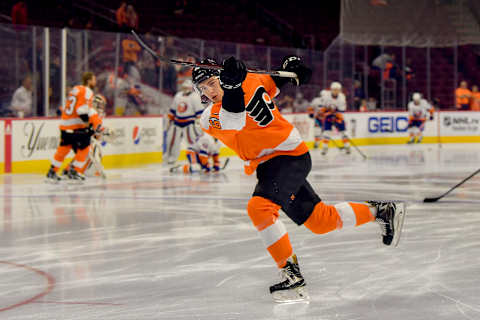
[132,126,141,144]
[246,87,275,126]
[177,102,187,113]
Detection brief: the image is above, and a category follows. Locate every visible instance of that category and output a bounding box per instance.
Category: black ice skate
[368,201,406,247]
[416,136,423,143]
[344,145,351,154]
[67,167,86,182]
[269,255,309,303]
[61,168,70,180]
[45,166,61,183]
[321,147,328,156]
[407,137,415,144]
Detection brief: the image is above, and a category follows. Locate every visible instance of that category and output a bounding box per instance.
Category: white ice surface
[1,143,480,320]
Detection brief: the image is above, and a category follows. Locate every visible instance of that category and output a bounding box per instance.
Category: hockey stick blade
[423,167,480,202]
[423,196,441,203]
[344,134,367,160]
[131,30,298,79]
[221,157,230,170]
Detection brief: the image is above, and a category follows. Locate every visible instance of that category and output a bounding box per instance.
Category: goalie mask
[180,79,193,94]
[192,58,220,103]
[92,94,107,116]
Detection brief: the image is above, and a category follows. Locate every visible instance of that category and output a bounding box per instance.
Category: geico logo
[368,116,408,133]
[140,127,156,137]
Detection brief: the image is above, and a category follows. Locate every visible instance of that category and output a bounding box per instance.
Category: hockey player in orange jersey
[46,72,104,182]
[193,57,406,302]
[60,94,111,179]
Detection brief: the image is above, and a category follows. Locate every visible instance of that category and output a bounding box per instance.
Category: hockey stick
[220,157,230,170]
[131,30,298,80]
[344,134,367,160]
[423,168,480,202]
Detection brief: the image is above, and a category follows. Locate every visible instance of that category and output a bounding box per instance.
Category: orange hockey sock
[247,196,293,268]
[73,147,89,172]
[304,201,374,234]
[52,145,72,171]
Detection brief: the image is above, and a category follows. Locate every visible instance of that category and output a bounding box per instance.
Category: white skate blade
[392,202,406,247]
[66,179,84,185]
[44,178,60,184]
[272,286,310,304]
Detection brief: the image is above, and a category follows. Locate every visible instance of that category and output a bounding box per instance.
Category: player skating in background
[407,92,434,144]
[193,56,405,302]
[308,90,327,149]
[319,82,350,155]
[180,133,221,174]
[164,79,204,166]
[46,72,105,182]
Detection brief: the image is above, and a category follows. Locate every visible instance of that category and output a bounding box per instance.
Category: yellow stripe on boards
[4,136,480,174]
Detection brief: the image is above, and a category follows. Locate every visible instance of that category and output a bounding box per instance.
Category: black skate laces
[277,262,295,283]
[370,202,395,236]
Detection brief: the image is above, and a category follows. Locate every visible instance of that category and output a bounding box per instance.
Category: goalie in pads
[181,133,221,174]
[194,56,406,303]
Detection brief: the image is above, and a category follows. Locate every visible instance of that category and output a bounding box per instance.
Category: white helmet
[330,82,342,90]
[412,92,421,101]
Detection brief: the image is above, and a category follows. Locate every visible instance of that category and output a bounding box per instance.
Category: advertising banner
[440,112,480,136]
[10,117,163,163]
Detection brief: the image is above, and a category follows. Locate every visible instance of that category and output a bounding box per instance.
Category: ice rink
[1,143,480,320]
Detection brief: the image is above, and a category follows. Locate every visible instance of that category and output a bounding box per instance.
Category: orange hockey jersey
[60,85,102,131]
[200,73,308,175]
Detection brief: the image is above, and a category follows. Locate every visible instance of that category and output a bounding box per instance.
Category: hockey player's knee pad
[304,201,341,234]
[247,196,281,231]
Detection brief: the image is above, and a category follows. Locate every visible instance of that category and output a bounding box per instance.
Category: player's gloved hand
[212,165,220,172]
[281,55,312,86]
[219,57,247,90]
[430,115,434,121]
[202,166,211,173]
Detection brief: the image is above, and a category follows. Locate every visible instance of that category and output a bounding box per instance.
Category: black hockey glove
[281,55,312,86]
[219,57,247,90]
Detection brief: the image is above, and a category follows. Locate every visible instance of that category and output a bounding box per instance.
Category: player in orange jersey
[61,94,111,179]
[46,72,104,182]
[193,57,406,303]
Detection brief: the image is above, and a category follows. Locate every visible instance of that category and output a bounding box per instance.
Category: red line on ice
[0,261,56,312]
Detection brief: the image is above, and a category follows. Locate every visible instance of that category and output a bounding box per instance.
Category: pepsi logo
[132,126,141,144]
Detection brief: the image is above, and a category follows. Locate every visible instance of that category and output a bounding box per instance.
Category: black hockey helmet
[192,58,220,103]
[192,58,220,86]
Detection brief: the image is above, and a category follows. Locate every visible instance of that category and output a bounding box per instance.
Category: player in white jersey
[164,79,204,165]
[182,133,221,173]
[308,90,328,149]
[407,93,434,144]
[319,82,350,155]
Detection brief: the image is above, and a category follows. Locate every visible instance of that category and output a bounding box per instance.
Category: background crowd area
[2,0,480,118]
